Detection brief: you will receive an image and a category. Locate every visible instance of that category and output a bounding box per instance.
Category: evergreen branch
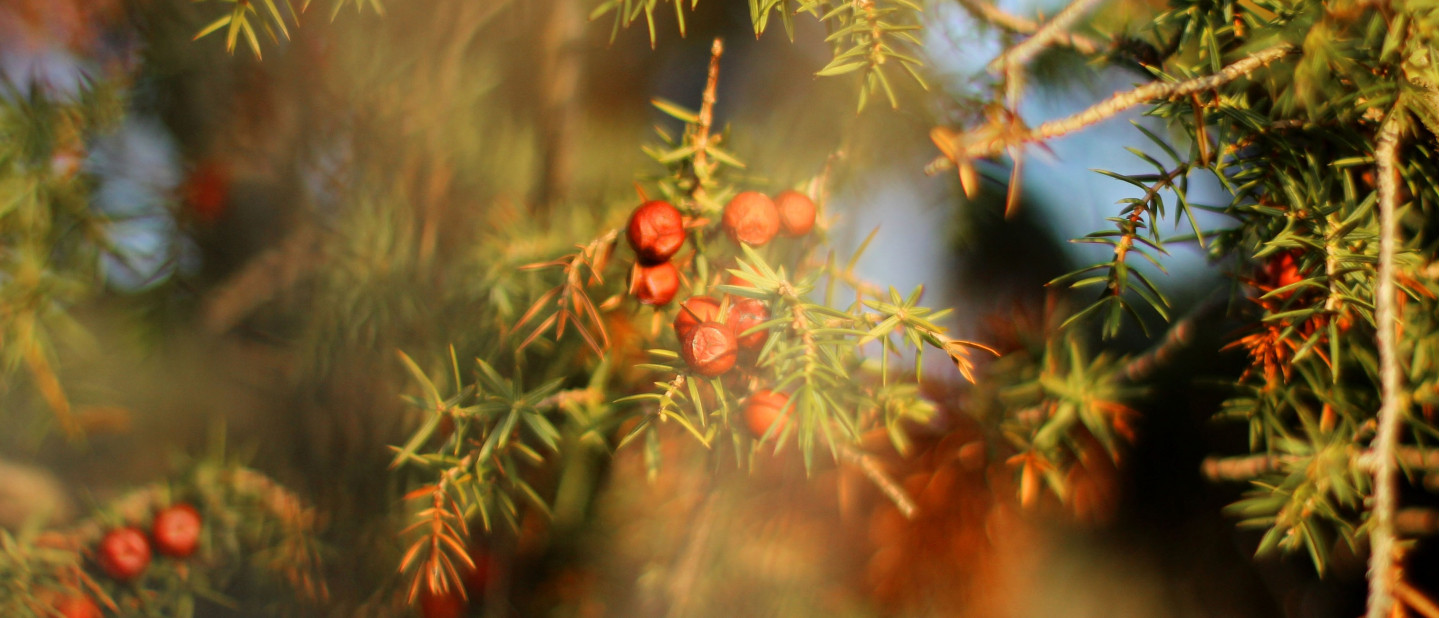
[927,43,1294,171]
[1202,448,1437,481]
[1395,509,1438,538]
[201,223,321,335]
[1122,294,1222,381]
[983,0,1105,71]
[952,0,1101,54]
[1365,112,1405,618]
[837,443,918,519]
[1396,576,1440,618]
[689,37,724,198]
[665,490,717,618]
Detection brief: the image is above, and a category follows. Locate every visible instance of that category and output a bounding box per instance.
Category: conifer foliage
[0,0,1434,616]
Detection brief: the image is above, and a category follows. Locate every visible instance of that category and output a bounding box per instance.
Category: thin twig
[1395,508,1438,538]
[1365,112,1405,618]
[201,223,321,334]
[984,0,1106,71]
[1201,448,1436,481]
[927,43,1294,172]
[1396,576,1440,618]
[666,490,717,618]
[688,37,724,199]
[1123,294,1224,381]
[837,443,918,519]
[953,0,1100,53]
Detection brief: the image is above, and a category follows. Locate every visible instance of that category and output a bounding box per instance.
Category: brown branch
[927,43,1294,172]
[1201,448,1436,481]
[1123,294,1223,381]
[689,38,724,198]
[665,490,718,618]
[1397,576,1440,618]
[201,223,322,334]
[1395,508,1438,537]
[1366,112,1405,618]
[837,443,918,519]
[983,0,1106,71]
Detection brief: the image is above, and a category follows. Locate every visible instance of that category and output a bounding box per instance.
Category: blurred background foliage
[0,0,1434,616]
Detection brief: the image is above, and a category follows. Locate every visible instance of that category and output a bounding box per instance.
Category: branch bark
[984,0,1106,71]
[927,43,1294,173]
[1201,448,1436,481]
[838,443,918,519]
[1365,112,1405,618]
[953,0,1102,54]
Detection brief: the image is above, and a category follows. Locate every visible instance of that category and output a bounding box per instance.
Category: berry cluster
[65,504,204,616]
[623,189,817,443]
[625,189,817,308]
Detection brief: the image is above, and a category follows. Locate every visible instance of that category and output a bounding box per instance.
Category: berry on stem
[726,297,770,351]
[97,527,151,582]
[743,390,791,439]
[673,296,722,340]
[54,595,102,618]
[627,200,686,263]
[152,503,202,558]
[418,587,467,618]
[774,190,817,237]
[629,261,680,306]
[680,322,738,377]
[722,191,779,246]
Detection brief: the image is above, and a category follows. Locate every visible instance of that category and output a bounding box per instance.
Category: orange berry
[680,322,738,377]
[54,595,102,618]
[774,190,816,236]
[97,527,151,582]
[152,503,202,558]
[673,296,722,340]
[726,297,770,351]
[722,191,779,246]
[629,261,680,306]
[744,390,791,439]
[627,200,686,263]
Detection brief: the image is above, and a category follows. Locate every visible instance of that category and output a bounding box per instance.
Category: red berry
[629,261,680,306]
[97,527,151,582]
[152,503,202,558]
[680,322,738,377]
[627,200,686,264]
[418,587,467,618]
[182,161,231,224]
[725,297,771,351]
[54,595,102,618]
[722,191,780,246]
[744,390,791,439]
[673,296,722,341]
[1264,250,1304,290]
[774,190,817,237]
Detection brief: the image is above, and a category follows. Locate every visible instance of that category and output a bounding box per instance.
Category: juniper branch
[1201,448,1437,481]
[927,43,1294,172]
[963,0,1102,67]
[837,443,918,519]
[689,37,724,198]
[1365,113,1405,618]
[979,0,1100,70]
